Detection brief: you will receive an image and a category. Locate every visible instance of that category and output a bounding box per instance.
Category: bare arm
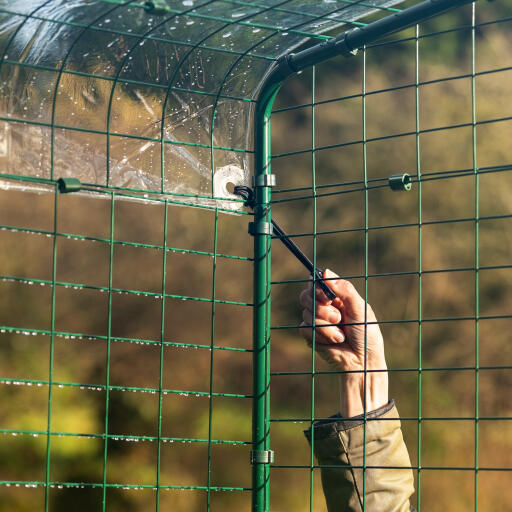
[299,268,388,417]
[300,269,415,512]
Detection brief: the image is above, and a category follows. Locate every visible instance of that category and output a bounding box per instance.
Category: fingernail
[333,330,345,343]
[325,268,338,279]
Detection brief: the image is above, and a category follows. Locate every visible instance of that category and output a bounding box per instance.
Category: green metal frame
[251,0,477,510]
[0,0,507,510]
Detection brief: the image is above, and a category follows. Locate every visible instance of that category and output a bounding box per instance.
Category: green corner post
[252,74,282,512]
[250,1,474,510]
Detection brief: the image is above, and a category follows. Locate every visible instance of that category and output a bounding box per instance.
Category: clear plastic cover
[0,0,403,211]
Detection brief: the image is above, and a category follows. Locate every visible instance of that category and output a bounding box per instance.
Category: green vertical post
[309,66,317,512]
[44,184,59,511]
[207,209,219,510]
[471,3,479,509]
[156,200,168,511]
[102,191,116,511]
[252,78,282,512]
[361,45,368,511]
[415,23,423,512]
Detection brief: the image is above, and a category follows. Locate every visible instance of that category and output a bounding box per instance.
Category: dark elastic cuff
[303,399,395,442]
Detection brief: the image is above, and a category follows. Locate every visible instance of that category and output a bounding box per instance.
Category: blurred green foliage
[1,2,512,511]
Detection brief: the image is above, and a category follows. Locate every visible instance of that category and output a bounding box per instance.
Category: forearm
[339,362,389,418]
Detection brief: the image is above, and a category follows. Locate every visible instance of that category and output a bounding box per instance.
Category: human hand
[299,269,388,417]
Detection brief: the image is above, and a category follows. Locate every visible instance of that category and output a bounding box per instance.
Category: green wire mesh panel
[268,1,512,511]
[0,1,420,511]
[0,188,256,510]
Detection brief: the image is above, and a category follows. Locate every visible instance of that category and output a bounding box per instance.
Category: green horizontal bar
[272,64,512,113]
[0,0,373,54]
[0,480,250,491]
[270,262,512,286]
[0,175,249,215]
[98,0,404,18]
[0,428,249,445]
[272,161,512,196]
[272,313,512,330]
[0,274,252,308]
[270,465,512,471]
[0,325,251,353]
[264,212,512,240]
[80,184,249,208]
[0,8,276,63]
[271,114,512,160]
[0,224,251,261]
[0,113,253,155]
[0,377,251,399]
[365,13,512,49]
[227,0,403,20]
[1,59,255,104]
[270,365,512,376]
[0,275,250,307]
[270,416,512,423]
[95,0,333,40]
[91,188,249,214]
[217,0,369,29]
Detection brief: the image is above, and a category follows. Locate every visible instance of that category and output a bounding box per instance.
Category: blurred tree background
[1,1,512,511]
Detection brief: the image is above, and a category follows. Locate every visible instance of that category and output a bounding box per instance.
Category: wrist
[339,365,388,418]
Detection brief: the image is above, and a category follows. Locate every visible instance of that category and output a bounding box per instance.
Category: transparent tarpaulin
[0,0,403,212]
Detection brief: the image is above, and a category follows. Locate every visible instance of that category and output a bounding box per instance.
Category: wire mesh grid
[0,185,257,509]
[0,0,510,511]
[268,1,512,510]
[0,1,413,510]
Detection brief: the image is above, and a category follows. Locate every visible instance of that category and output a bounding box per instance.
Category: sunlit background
[1,0,512,511]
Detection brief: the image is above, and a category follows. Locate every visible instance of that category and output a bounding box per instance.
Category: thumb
[324,269,365,318]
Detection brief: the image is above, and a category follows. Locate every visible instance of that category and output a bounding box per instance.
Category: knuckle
[341,279,356,295]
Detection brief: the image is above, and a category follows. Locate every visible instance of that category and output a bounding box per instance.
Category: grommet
[250,450,274,464]
[253,174,276,188]
[143,1,168,14]
[388,173,412,191]
[248,222,273,236]
[57,177,82,193]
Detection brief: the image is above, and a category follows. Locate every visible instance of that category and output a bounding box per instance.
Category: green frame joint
[57,177,82,194]
[389,173,412,191]
[250,450,274,465]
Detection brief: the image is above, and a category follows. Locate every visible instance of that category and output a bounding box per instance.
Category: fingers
[323,269,367,319]
[301,309,345,344]
[300,290,342,322]
[299,281,339,308]
[300,321,341,346]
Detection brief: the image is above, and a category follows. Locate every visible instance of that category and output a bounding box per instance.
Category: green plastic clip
[250,450,274,464]
[143,1,168,14]
[248,222,273,236]
[388,173,412,191]
[253,174,276,188]
[57,177,82,194]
